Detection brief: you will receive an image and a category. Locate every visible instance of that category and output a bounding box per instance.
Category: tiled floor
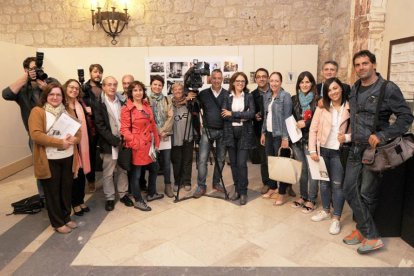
[0,163,413,275]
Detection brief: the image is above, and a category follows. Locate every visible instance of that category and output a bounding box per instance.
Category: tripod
[174,91,230,202]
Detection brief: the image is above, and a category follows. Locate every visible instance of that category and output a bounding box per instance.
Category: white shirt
[105,94,121,159]
[212,87,222,98]
[266,97,275,132]
[323,103,345,150]
[230,92,245,126]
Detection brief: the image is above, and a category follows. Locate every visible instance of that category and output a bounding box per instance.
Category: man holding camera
[2,56,53,200]
[192,69,229,198]
[82,64,104,193]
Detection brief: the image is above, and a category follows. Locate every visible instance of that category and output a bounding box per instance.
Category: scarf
[172,95,187,108]
[43,103,65,116]
[298,91,314,113]
[74,100,91,175]
[149,92,166,128]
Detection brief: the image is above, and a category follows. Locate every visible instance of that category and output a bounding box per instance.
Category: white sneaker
[329,219,341,235]
[311,210,331,222]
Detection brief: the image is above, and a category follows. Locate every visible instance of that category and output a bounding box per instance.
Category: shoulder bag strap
[373,81,388,132]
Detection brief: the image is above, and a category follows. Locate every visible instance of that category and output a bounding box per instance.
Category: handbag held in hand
[268,147,302,185]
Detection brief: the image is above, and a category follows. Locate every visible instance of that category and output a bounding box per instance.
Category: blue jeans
[292,142,318,202]
[159,149,171,185]
[132,162,158,201]
[319,147,345,217]
[227,127,249,195]
[343,144,381,239]
[197,128,226,188]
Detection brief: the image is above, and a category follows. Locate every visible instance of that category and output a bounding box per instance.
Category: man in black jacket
[342,50,413,254]
[82,64,103,193]
[193,69,229,198]
[316,60,351,99]
[94,76,133,211]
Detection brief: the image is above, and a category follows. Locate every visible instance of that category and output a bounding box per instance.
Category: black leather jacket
[291,93,317,145]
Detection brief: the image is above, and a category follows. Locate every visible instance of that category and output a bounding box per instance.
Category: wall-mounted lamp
[91,1,130,45]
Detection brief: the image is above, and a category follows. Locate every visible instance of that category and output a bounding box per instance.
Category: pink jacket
[308,102,351,154]
[120,100,160,166]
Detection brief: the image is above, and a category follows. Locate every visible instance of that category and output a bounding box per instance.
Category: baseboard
[0,156,33,181]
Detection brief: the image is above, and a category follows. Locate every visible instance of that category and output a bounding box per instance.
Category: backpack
[7,195,44,215]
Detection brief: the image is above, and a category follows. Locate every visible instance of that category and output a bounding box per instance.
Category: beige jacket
[148,95,173,135]
[28,107,81,179]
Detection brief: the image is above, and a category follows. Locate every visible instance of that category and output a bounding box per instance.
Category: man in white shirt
[94,76,133,211]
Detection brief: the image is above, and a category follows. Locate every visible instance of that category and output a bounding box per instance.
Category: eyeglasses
[48,93,62,98]
[67,85,80,91]
[235,80,246,83]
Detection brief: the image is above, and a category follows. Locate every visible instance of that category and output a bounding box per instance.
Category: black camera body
[77,69,85,84]
[35,52,48,81]
[185,59,210,91]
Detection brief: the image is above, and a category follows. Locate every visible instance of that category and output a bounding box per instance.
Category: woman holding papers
[222,72,255,205]
[291,71,319,213]
[28,82,80,234]
[260,72,292,205]
[308,77,350,235]
[120,81,160,211]
[64,79,91,216]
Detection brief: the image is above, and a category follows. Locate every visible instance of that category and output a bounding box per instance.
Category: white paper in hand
[285,115,302,143]
[306,155,330,181]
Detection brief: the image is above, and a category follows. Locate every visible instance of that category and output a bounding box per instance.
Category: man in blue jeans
[342,50,413,254]
[192,69,229,198]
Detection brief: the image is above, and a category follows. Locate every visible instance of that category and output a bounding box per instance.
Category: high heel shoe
[80,204,90,213]
[73,206,84,216]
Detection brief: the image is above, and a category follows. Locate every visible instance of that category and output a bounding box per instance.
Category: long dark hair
[295,71,316,94]
[228,72,249,94]
[322,77,346,111]
[38,82,66,107]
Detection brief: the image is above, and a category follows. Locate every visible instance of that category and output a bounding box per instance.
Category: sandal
[290,197,305,208]
[262,189,276,199]
[301,201,317,214]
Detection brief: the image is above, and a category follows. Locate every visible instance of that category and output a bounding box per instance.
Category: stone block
[16,32,33,45]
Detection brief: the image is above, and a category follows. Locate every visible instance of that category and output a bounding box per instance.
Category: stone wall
[0,0,353,80]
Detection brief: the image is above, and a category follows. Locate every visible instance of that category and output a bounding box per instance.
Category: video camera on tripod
[184,59,210,91]
[77,68,85,85]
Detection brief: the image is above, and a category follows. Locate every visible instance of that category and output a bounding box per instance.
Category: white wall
[0,41,35,169]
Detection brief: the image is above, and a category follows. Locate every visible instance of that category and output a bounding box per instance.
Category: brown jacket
[28,106,81,179]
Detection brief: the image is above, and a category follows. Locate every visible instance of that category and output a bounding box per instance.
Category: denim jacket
[349,74,413,144]
[261,89,292,139]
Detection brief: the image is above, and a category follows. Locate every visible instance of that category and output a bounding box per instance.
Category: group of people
[3,50,413,255]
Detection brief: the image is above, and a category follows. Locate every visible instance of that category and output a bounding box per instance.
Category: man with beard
[82,64,103,193]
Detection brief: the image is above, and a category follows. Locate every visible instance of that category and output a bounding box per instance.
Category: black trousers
[72,168,85,207]
[86,134,99,182]
[171,141,194,186]
[40,156,73,228]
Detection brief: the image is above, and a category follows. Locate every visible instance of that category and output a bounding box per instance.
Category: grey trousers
[101,153,128,200]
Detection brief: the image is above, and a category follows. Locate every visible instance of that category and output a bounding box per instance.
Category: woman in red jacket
[120,81,160,211]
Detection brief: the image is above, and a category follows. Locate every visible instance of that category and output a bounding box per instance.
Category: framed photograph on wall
[387,36,414,100]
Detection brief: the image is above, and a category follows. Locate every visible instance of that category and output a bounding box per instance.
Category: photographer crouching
[2,53,58,204]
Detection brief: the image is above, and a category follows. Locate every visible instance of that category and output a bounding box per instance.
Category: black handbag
[362,81,414,171]
[117,110,132,171]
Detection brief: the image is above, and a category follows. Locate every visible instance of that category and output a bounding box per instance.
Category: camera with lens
[77,69,85,84]
[184,59,210,91]
[34,52,48,81]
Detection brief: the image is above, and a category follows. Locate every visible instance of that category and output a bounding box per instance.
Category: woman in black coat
[221,72,255,205]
